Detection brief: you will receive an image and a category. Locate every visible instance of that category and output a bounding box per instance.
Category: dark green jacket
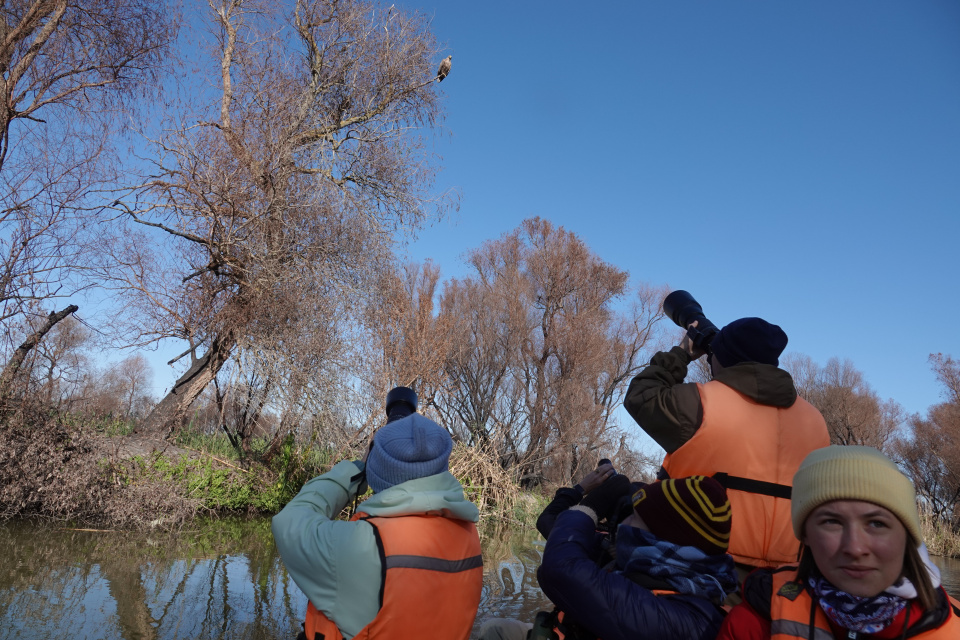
[623,347,799,454]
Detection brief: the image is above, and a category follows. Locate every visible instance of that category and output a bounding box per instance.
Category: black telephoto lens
[662,290,720,353]
[385,386,418,423]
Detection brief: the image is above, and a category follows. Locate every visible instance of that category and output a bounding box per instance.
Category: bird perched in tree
[436,55,452,82]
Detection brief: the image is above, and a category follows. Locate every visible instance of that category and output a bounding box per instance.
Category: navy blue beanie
[710,317,788,367]
[366,414,453,493]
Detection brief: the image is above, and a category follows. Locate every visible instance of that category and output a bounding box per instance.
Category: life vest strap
[385,554,483,572]
[658,467,792,499]
[712,472,793,500]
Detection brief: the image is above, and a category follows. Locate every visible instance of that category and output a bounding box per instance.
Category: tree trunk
[137,331,236,439]
[0,304,78,407]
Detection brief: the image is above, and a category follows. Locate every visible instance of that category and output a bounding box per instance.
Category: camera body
[662,290,719,354]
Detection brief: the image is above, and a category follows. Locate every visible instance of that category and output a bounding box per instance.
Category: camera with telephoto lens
[385,386,418,423]
[352,387,420,497]
[662,290,719,354]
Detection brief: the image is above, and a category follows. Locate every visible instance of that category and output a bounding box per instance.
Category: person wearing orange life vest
[718,445,960,639]
[624,315,829,569]
[271,407,482,640]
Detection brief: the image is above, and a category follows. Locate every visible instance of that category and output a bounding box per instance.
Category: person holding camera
[272,389,482,640]
[624,292,830,572]
[477,462,637,640]
[534,473,738,640]
[534,460,620,540]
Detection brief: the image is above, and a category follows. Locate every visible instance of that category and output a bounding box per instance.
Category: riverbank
[0,410,545,532]
[2,409,957,557]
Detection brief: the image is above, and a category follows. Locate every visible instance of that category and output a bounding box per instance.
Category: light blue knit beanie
[366,414,453,493]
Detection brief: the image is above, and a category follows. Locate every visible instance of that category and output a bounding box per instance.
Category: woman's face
[803,499,908,597]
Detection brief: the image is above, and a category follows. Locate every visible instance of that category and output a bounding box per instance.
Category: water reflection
[2,518,955,640]
[0,518,552,640]
[932,554,960,595]
[0,518,303,640]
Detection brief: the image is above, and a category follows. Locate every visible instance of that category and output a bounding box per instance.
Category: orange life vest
[661,380,830,567]
[767,568,960,639]
[303,511,483,640]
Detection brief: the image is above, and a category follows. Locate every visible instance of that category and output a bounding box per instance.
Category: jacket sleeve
[271,460,381,629]
[623,346,704,454]
[537,510,723,640]
[535,487,584,539]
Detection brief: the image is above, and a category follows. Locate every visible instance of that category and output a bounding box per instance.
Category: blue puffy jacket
[537,509,726,640]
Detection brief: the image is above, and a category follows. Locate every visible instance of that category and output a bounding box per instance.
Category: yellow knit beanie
[791,445,922,544]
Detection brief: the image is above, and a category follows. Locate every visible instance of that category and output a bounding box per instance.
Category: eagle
[436,55,452,82]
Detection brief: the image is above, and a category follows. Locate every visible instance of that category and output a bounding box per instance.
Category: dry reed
[918,502,960,558]
[448,443,542,535]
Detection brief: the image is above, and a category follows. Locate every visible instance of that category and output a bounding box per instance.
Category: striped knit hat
[631,475,732,555]
[791,445,922,544]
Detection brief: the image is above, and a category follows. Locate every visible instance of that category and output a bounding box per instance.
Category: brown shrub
[0,404,197,528]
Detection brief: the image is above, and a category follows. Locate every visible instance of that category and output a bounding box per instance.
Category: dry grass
[0,404,546,534]
[0,405,199,529]
[448,443,544,535]
[918,502,960,558]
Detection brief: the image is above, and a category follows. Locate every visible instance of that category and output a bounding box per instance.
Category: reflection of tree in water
[0,517,303,640]
[102,553,158,640]
[0,518,556,639]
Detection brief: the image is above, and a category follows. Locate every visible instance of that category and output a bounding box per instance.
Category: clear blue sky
[396,0,960,422]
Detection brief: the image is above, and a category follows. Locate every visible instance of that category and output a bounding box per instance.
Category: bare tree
[780,352,819,401]
[437,218,664,486]
[114,355,154,420]
[782,356,902,450]
[0,1,176,406]
[929,353,960,405]
[97,0,454,439]
[81,355,155,421]
[357,261,453,432]
[894,353,960,532]
[435,275,521,450]
[30,313,90,406]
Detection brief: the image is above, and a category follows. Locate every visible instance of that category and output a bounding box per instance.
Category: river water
[0,517,957,640]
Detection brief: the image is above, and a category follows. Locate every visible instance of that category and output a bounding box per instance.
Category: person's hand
[679,320,707,359]
[578,463,615,494]
[580,474,632,523]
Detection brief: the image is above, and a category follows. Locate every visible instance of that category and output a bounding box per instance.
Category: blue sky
[394,0,960,424]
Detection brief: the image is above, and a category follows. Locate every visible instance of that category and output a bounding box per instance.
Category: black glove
[580,474,631,523]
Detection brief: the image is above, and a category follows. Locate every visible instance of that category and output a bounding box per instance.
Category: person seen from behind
[530,473,739,640]
[718,445,960,639]
[480,460,642,640]
[624,301,830,572]
[272,388,482,640]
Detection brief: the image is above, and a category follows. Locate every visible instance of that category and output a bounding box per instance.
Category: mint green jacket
[271,460,480,640]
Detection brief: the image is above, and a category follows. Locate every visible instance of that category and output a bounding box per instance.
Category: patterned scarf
[615,525,739,604]
[808,574,909,633]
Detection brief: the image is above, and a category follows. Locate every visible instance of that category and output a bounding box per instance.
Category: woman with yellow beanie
[718,445,960,639]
